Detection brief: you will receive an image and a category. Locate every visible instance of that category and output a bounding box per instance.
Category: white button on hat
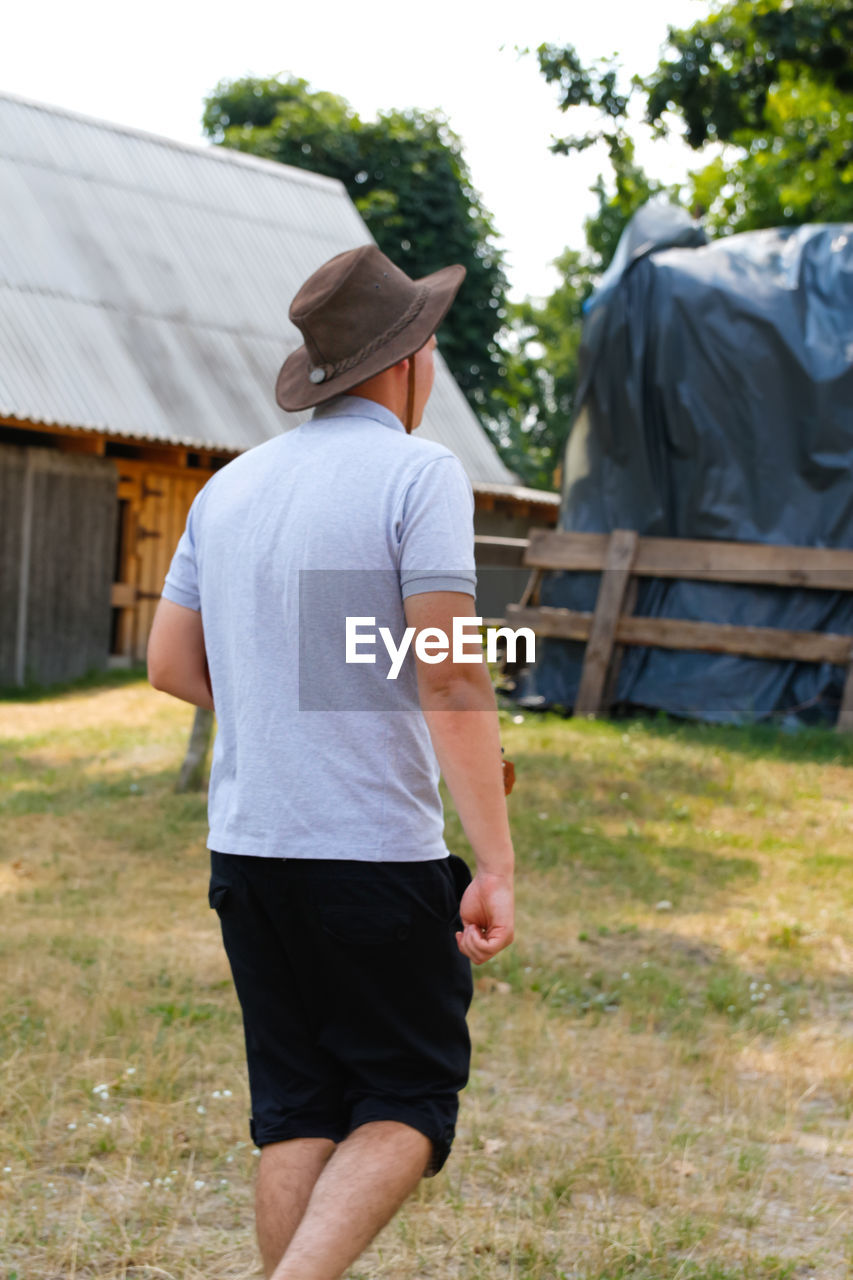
[309,368,326,384]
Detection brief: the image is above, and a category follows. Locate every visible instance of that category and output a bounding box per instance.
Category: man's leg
[269,1120,430,1280]
[256,1137,337,1278]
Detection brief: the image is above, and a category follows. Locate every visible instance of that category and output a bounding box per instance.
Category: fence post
[574,529,639,718]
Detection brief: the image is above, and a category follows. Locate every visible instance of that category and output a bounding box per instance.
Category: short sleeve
[398,454,476,599]
[162,495,202,611]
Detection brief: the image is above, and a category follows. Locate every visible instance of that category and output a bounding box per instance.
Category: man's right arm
[404,590,514,965]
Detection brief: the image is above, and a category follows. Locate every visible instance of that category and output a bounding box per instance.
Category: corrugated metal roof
[0,92,517,487]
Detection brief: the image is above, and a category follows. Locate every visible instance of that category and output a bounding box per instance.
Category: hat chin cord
[404,357,417,433]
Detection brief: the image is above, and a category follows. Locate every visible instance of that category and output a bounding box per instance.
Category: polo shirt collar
[311,394,405,434]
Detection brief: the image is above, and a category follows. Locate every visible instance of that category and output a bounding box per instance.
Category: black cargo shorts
[208,851,474,1175]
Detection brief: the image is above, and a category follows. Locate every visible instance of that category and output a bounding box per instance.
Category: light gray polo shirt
[162,394,477,861]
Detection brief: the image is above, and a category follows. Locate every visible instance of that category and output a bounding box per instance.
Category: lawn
[1,675,851,1278]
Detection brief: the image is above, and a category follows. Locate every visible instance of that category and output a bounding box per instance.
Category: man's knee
[344,1118,434,1178]
[258,1137,337,1178]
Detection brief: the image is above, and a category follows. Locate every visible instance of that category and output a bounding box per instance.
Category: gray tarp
[527,203,853,724]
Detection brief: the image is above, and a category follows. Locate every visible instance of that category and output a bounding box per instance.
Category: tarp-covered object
[529,203,853,724]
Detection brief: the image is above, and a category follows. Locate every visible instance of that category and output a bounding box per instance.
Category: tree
[645,0,853,232]
[202,76,508,411]
[486,46,670,489]
[534,1,853,237]
[487,249,593,490]
[537,43,672,266]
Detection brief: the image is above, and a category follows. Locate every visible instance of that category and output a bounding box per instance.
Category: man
[148,244,515,1280]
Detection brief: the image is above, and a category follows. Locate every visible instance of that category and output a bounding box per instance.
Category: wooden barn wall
[113,461,211,662]
[139,470,209,647]
[0,445,117,686]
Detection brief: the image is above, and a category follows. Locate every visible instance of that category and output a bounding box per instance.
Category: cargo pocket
[208,879,230,915]
[417,860,466,925]
[318,904,411,946]
[448,854,472,903]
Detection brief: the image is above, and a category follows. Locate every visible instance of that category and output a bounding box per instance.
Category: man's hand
[455,872,514,965]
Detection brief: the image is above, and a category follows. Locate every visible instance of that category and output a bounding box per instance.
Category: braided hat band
[308,288,428,385]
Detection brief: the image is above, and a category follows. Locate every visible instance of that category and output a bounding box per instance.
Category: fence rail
[495,528,853,732]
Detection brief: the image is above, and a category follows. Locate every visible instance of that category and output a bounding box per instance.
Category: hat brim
[275,262,466,413]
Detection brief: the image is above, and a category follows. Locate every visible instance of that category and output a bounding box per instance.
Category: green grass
[1,681,852,1277]
[0,662,147,702]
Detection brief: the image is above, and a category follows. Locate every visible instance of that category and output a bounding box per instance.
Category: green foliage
[0,663,147,702]
[489,49,671,488]
[487,249,592,490]
[535,2,853,240]
[645,0,853,148]
[538,41,630,131]
[489,36,678,489]
[583,142,672,269]
[202,76,508,410]
[645,0,853,232]
[537,43,673,266]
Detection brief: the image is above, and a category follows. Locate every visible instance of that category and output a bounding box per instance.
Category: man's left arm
[148,598,214,710]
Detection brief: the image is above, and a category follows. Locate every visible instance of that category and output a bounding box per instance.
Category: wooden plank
[620,616,853,663]
[57,434,106,456]
[603,575,639,713]
[113,456,218,481]
[0,419,229,470]
[574,529,639,717]
[507,605,853,666]
[136,446,189,468]
[111,582,137,608]
[518,567,543,609]
[117,474,141,502]
[637,537,853,590]
[523,528,853,591]
[473,535,530,567]
[506,604,593,641]
[525,528,609,572]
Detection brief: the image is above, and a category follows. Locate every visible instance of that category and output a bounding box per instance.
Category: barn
[0,92,557,688]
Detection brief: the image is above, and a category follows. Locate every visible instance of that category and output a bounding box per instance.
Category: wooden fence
[485,528,853,732]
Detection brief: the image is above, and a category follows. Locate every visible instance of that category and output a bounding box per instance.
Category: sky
[2,0,708,300]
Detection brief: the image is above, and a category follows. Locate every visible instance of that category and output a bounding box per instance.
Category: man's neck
[343,391,406,431]
[346,367,413,432]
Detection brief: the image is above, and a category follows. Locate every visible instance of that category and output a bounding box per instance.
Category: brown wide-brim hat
[276,244,466,412]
